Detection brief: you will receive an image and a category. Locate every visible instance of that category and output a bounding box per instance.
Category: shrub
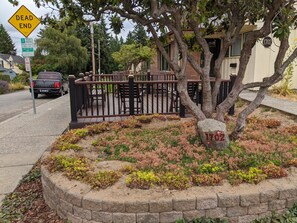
[74,129,89,138]
[126,171,160,189]
[197,163,225,174]
[136,115,153,123]
[160,172,191,190]
[12,72,29,85]
[87,122,110,134]
[192,174,222,186]
[261,164,288,179]
[262,119,281,128]
[87,171,121,189]
[0,80,9,94]
[0,74,11,83]
[60,143,83,151]
[287,158,297,167]
[283,125,297,135]
[47,155,89,180]
[228,167,267,185]
[9,82,25,91]
[120,165,137,174]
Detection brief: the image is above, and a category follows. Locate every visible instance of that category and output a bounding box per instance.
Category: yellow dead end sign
[8,5,41,38]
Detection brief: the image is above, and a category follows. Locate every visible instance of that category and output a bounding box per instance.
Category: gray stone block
[240,193,260,207]
[102,200,125,212]
[248,203,268,215]
[173,198,196,211]
[73,205,92,220]
[150,199,173,212]
[227,206,247,217]
[196,194,218,210]
[92,211,112,223]
[126,201,149,213]
[160,211,183,223]
[137,213,159,223]
[113,213,136,223]
[218,193,239,207]
[205,208,226,218]
[183,210,205,222]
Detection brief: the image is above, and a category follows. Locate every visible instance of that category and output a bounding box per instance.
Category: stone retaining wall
[41,166,297,223]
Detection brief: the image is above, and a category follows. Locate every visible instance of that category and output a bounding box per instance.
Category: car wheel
[34,93,38,98]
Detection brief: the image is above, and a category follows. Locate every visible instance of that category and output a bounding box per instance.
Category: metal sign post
[25,57,36,114]
[8,5,40,115]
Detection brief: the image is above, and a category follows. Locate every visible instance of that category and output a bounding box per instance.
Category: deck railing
[69,72,236,129]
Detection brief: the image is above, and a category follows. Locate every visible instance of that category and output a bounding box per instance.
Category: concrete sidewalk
[0,94,70,205]
[240,90,297,116]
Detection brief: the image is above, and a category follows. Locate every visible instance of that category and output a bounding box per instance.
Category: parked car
[30,72,68,98]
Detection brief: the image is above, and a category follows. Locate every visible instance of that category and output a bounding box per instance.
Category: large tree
[112,43,154,72]
[28,0,297,145]
[35,25,88,75]
[75,19,122,74]
[0,24,16,54]
[125,24,149,46]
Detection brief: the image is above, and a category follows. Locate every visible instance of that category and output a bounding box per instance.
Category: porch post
[228,74,236,115]
[128,75,135,115]
[147,71,151,94]
[69,75,77,122]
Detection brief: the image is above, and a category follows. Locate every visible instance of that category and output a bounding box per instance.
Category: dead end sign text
[16,15,34,29]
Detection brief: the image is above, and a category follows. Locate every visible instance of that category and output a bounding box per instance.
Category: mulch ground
[0,161,65,223]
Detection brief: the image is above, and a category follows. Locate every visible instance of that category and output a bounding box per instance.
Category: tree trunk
[230,87,268,139]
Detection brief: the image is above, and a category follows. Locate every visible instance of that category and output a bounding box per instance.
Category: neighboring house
[0,54,25,75]
[0,68,17,80]
[150,23,297,89]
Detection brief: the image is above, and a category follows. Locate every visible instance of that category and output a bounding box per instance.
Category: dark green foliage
[75,18,121,74]
[0,75,11,83]
[0,80,9,94]
[12,72,30,85]
[20,170,41,183]
[125,24,148,46]
[34,23,88,75]
[0,24,16,54]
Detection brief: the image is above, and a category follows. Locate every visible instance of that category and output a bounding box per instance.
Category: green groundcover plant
[43,114,297,190]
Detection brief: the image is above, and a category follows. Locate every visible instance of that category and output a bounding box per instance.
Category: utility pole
[90,22,96,75]
[98,39,101,75]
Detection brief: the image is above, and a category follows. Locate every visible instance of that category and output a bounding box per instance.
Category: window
[160,45,170,71]
[226,34,248,57]
[230,36,241,56]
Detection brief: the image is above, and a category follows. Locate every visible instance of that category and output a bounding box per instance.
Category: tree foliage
[0,24,16,54]
[75,18,122,74]
[112,44,154,72]
[25,0,297,140]
[34,25,88,75]
[125,24,149,46]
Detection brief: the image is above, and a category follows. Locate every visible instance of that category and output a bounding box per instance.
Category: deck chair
[118,83,143,114]
[86,84,106,107]
[169,82,199,112]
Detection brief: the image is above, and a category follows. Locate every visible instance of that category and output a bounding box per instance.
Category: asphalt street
[0,90,56,123]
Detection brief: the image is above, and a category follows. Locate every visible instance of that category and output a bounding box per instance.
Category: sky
[0,0,133,56]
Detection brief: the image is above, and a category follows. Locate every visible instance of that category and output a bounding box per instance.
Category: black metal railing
[69,72,236,128]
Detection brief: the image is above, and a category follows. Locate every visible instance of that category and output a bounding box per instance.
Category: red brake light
[54,82,61,88]
[31,82,35,88]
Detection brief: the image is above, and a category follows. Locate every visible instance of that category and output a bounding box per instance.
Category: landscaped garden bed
[39,112,297,222]
[43,114,297,190]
